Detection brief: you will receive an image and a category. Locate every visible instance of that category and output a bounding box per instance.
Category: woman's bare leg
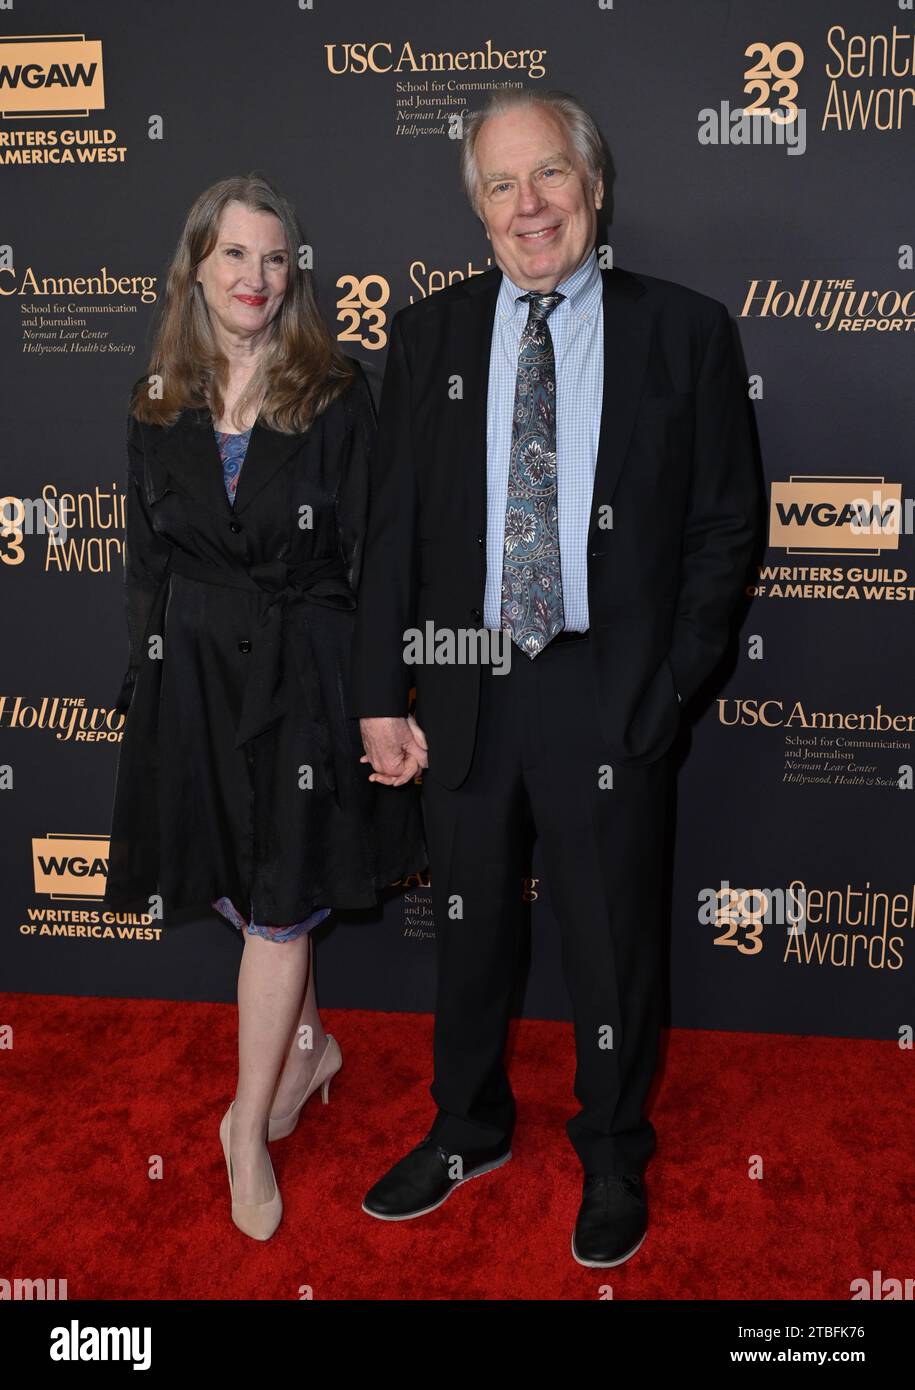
[268,932,330,1120]
[229,930,311,1205]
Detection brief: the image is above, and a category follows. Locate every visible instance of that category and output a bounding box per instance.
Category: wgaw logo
[32,834,109,899]
[769,475,904,555]
[0,36,104,117]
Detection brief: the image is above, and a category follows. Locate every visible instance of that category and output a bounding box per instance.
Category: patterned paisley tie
[500,290,565,657]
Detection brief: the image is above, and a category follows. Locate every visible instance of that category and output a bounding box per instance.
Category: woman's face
[195,200,290,345]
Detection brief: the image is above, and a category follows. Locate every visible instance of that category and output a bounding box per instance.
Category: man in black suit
[351,89,759,1266]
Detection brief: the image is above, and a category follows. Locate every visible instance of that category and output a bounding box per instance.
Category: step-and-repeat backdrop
[2,1,911,1038]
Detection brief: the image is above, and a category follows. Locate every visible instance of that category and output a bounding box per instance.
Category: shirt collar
[497,246,601,322]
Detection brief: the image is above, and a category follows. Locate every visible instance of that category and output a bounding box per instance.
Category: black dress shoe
[571,1173,648,1267]
[362,1135,512,1221]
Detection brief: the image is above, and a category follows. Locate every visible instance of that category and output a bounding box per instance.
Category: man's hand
[359,715,428,786]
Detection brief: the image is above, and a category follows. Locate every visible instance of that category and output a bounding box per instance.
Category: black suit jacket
[350,263,760,788]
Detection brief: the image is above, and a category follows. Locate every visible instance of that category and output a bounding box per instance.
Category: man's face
[474,106,603,292]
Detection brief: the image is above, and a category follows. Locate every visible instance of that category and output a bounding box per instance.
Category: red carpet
[1,994,911,1300]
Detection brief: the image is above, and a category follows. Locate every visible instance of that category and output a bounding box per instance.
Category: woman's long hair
[131,173,353,433]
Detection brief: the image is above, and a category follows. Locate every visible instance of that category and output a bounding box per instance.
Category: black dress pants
[420,633,673,1175]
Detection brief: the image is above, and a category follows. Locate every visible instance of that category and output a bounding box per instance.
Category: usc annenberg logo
[718,700,915,733]
[0,35,104,117]
[769,475,904,554]
[324,40,547,81]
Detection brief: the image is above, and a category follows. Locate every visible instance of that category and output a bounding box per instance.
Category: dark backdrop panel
[1,0,911,1039]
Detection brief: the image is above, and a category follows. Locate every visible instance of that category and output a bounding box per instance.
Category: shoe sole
[571,1227,647,1268]
[362,1149,512,1222]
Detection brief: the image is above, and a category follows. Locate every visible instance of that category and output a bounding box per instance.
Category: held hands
[359,715,428,787]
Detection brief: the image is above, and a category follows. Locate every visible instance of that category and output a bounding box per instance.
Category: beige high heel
[267,1034,343,1141]
[219,1101,283,1241]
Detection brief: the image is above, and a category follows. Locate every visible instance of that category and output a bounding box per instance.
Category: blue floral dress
[209,426,332,943]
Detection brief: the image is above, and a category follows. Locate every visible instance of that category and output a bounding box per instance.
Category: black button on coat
[103,362,426,926]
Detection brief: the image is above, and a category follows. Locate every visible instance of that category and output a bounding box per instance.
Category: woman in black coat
[103,173,426,1240]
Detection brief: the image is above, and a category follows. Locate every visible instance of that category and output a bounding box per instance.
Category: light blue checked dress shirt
[483,247,604,632]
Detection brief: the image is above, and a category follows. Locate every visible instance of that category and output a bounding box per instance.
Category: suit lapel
[232,420,300,514]
[587,266,651,544]
[455,270,501,533]
[148,408,300,515]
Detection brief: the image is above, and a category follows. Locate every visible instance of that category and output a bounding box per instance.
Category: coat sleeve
[667,304,761,706]
[114,410,173,714]
[348,312,419,718]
